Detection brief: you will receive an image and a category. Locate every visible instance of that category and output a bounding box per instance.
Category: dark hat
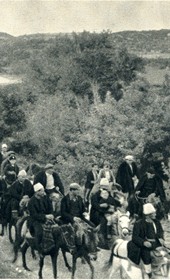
[9,155,16,160]
[70,183,80,190]
[147,167,155,174]
[44,163,54,170]
[5,173,16,184]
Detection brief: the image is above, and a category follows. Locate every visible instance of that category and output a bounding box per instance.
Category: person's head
[100,188,109,200]
[99,178,110,194]
[69,183,80,197]
[1,143,8,152]
[124,155,134,164]
[91,163,98,172]
[9,155,16,165]
[33,183,45,198]
[18,170,27,183]
[143,203,156,220]
[146,167,155,179]
[49,192,60,203]
[103,161,110,169]
[44,163,54,175]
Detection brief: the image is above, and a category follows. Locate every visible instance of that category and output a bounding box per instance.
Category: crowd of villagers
[0,142,170,278]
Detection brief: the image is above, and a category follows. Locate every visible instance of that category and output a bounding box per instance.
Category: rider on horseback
[27,183,54,255]
[128,203,165,278]
[61,183,94,246]
[90,178,121,240]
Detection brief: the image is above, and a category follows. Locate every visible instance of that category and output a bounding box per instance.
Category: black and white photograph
[0,0,170,279]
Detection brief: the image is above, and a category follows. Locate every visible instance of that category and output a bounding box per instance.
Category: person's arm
[33,171,42,185]
[9,183,22,201]
[97,169,103,184]
[135,176,146,192]
[132,221,146,247]
[54,173,64,195]
[84,188,90,202]
[23,180,34,198]
[27,200,46,223]
[133,162,140,179]
[155,176,166,202]
[91,193,109,213]
[60,197,74,223]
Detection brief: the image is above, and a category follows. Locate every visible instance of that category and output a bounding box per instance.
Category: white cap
[100,178,110,186]
[143,203,156,215]
[2,143,7,148]
[33,183,44,192]
[18,170,27,177]
[125,155,134,161]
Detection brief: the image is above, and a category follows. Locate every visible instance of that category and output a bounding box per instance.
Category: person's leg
[141,248,152,278]
[105,214,112,239]
[33,222,43,253]
[11,199,20,219]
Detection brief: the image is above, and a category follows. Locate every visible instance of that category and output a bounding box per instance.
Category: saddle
[151,247,168,266]
[42,221,56,253]
[59,224,76,253]
[21,219,56,253]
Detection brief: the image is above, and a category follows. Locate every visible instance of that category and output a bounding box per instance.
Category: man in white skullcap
[116,154,140,197]
[90,178,121,239]
[27,183,54,254]
[5,170,34,221]
[128,203,164,278]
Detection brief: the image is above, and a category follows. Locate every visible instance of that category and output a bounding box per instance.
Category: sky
[0,1,170,36]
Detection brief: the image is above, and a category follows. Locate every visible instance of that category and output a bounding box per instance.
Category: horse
[128,192,166,221]
[13,220,98,279]
[0,181,18,243]
[97,209,133,250]
[104,238,170,279]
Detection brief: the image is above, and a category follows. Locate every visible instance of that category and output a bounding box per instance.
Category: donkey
[13,220,98,279]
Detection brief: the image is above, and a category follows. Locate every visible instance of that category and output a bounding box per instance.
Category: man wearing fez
[27,183,54,254]
[128,203,164,278]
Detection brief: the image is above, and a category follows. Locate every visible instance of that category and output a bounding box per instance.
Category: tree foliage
[0,31,169,185]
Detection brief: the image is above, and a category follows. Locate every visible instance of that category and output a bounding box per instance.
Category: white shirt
[45,172,55,189]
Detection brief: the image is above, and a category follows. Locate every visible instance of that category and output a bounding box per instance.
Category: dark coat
[4,163,19,181]
[0,178,12,210]
[9,179,34,201]
[136,174,166,202]
[90,191,121,226]
[116,161,139,194]
[27,195,53,227]
[85,170,98,190]
[127,194,144,218]
[61,194,86,224]
[34,170,64,195]
[0,178,12,202]
[0,153,7,166]
[128,218,164,265]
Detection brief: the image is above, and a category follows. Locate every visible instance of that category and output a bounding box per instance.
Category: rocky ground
[0,221,170,279]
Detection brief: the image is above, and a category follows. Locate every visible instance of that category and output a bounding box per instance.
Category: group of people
[0,142,170,278]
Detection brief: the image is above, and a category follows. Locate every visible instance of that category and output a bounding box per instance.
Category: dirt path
[0,221,170,279]
[0,229,116,279]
